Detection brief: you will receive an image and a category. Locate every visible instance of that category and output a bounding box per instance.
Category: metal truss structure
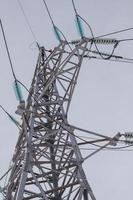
[5,39,98,200]
[0,0,132,199]
[4,37,122,200]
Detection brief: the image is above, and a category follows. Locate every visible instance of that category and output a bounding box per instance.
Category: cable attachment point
[110,132,121,146]
[15,100,25,116]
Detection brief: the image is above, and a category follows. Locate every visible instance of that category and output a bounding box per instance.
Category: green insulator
[13,81,23,102]
[9,115,20,127]
[75,16,84,38]
[53,26,61,42]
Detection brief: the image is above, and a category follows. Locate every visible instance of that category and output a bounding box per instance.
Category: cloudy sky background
[0,0,133,199]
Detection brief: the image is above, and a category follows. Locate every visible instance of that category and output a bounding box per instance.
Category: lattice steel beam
[5,39,96,200]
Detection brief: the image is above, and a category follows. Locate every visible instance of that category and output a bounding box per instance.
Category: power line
[86,49,133,64]
[0,167,12,182]
[78,15,119,60]
[0,20,25,102]
[62,47,133,64]
[72,0,78,15]
[80,147,133,152]
[41,0,73,50]
[71,0,133,61]
[0,105,21,129]
[96,27,133,39]
[41,0,62,42]
[0,20,16,80]
[17,0,38,45]
[90,55,133,64]
[89,141,133,151]
[83,138,133,160]
[71,0,119,60]
[42,0,55,26]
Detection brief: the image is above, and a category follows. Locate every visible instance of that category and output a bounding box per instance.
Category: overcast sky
[0,0,133,199]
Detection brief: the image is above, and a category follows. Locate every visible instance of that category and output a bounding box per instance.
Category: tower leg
[84,189,89,200]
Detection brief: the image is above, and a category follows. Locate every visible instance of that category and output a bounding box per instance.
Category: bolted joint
[15,100,25,116]
[110,132,121,146]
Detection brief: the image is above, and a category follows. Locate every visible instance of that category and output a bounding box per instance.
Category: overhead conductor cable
[17,0,39,47]
[97,27,133,38]
[42,0,73,51]
[0,20,23,102]
[72,0,84,38]
[42,0,62,42]
[0,105,21,128]
[71,0,119,60]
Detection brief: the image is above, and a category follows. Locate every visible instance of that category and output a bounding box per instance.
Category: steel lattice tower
[5,39,97,200]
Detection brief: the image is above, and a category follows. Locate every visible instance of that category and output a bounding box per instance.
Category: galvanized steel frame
[5,39,97,200]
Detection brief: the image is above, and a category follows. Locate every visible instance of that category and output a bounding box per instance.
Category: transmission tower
[1,1,132,199]
[4,39,99,200]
